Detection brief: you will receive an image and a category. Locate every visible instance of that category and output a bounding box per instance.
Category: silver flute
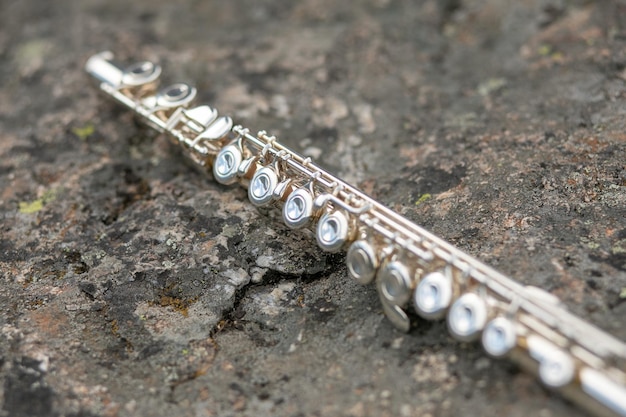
[85,51,626,417]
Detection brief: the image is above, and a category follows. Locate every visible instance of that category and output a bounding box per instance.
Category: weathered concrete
[1,1,626,416]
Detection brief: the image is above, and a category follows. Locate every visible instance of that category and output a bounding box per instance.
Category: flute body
[85,51,626,417]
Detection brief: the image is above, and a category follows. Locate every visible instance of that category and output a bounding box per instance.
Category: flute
[85,51,626,417]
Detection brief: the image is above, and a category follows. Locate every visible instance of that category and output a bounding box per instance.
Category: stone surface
[1,1,626,416]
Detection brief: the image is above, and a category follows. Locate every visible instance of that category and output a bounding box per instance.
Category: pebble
[256,255,274,268]
[474,357,491,371]
[303,146,323,159]
[250,267,267,283]
[270,95,290,118]
[354,104,376,133]
[391,337,403,349]
[221,268,250,288]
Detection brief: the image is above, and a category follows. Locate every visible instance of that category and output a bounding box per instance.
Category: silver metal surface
[214,144,243,185]
[346,240,379,285]
[85,51,125,87]
[248,166,279,207]
[581,368,626,416]
[482,317,517,358]
[184,105,218,128]
[122,60,161,86]
[528,335,576,388]
[283,188,315,229]
[413,270,452,320]
[316,211,349,252]
[156,83,196,108]
[377,261,413,307]
[447,293,488,342]
[198,116,233,141]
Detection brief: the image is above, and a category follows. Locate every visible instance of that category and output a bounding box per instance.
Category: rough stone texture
[1,1,626,416]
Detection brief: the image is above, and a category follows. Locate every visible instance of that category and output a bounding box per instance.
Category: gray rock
[1,1,625,417]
